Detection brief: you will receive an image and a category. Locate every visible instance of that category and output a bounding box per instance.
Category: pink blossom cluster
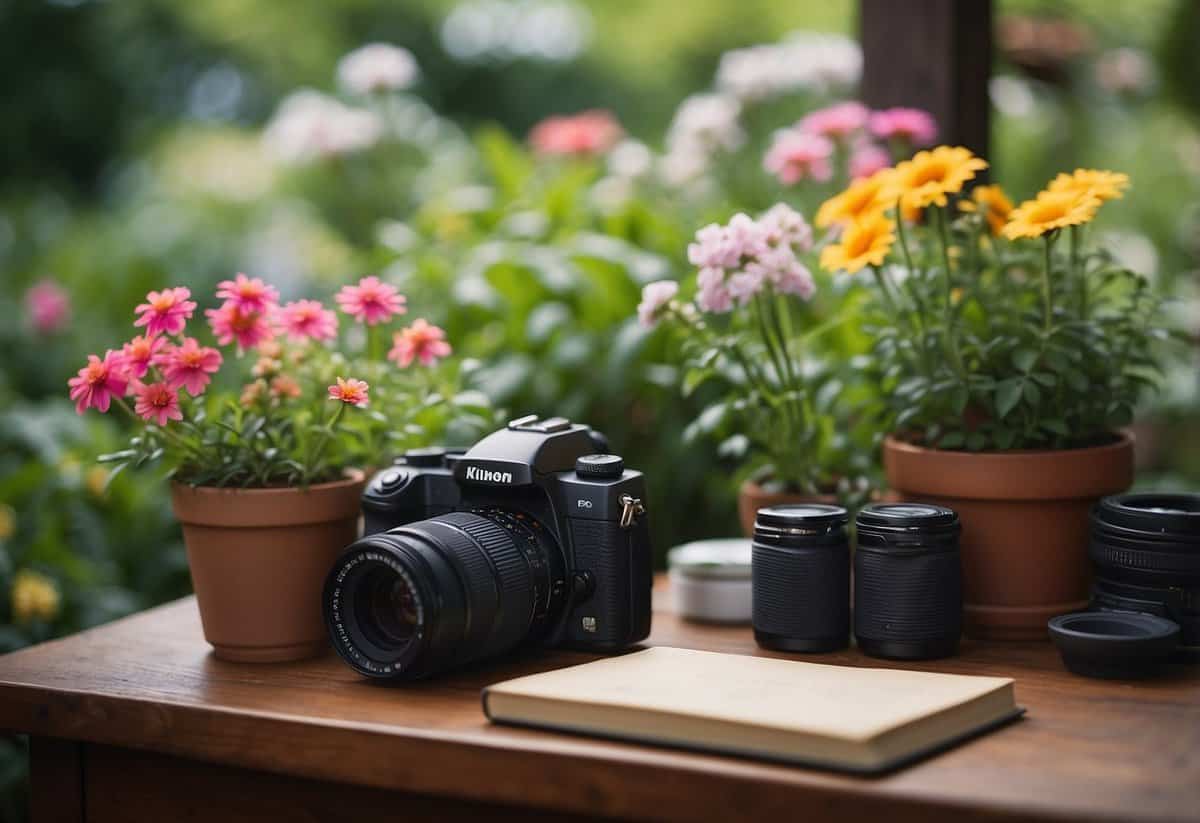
[69,273,456,427]
[686,204,816,314]
[763,101,937,186]
[528,110,624,158]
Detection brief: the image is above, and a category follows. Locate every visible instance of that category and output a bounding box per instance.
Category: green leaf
[1022,380,1041,404]
[1013,349,1038,372]
[995,379,1023,419]
[938,431,966,449]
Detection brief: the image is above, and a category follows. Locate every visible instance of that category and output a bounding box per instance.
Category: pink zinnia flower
[133,381,183,426]
[799,101,870,141]
[336,276,406,326]
[25,279,71,335]
[868,107,938,147]
[206,303,275,353]
[157,337,223,395]
[279,299,338,342]
[328,377,369,407]
[849,141,892,179]
[637,281,679,328]
[388,319,452,367]
[764,129,834,185]
[67,351,129,415]
[118,334,166,379]
[134,287,196,337]
[528,110,623,157]
[215,273,280,315]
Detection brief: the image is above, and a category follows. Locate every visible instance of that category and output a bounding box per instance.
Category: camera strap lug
[618,494,645,529]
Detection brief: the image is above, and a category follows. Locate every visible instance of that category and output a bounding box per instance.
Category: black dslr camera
[323,415,653,680]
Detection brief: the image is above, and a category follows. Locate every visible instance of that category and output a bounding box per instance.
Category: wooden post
[860,0,993,160]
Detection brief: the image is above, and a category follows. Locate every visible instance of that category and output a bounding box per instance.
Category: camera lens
[358,567,419,649]
[752,504,850,653]
[1090,493,1200,660]
[854,503,962,660]
[324,510,565,679]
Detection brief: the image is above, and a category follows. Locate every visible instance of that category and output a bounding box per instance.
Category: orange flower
[883,146,988,210]
[959,184,1015,236]
[327,377,369,407]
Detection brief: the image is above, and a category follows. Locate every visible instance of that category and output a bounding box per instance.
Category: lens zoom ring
[437,512,536,656]
[1090,538,1200,576]
[415,522,499,657]
[752,543,849,640]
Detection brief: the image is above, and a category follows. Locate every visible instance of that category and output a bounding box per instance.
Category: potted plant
[69,274,495,661]
[816,149,1171,639]
[638,204,873,535]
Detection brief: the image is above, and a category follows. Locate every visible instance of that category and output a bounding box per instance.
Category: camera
[323,415,654,680]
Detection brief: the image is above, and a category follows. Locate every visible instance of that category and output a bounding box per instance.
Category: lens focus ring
[427,512,536,661]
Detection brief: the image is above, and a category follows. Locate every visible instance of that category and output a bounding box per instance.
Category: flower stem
[1042,233,1057,332]
[305,402,346,482]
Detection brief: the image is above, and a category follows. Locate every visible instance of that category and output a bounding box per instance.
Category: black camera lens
[752,504,850,653]
[324,510,566,679]
[854,503,962,660]
[1089,493,1200,660]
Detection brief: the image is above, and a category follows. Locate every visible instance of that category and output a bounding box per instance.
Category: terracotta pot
[737,480,840,537]
[171,471,365,662]
[883,434,1134,641]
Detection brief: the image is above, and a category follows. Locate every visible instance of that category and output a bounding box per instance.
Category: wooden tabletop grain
[0,579,1196,823]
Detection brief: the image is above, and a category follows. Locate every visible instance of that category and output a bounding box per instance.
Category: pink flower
[206,302,275,353]
[763,130,834,185]
[67,351,129,415]
[335,276,406,325]
[215,273,280,315]
[868,107,938,147]
[328,377,370,407]
[529,110,623,157]
[758,203,813,252]
[749,245,816,301]
[849,141,892,179]
[696,267,733,314]
[118,334,166,379]
[134,287,196,337]
[727,269,766,304]
[388,319,452,367]
[133,381,183,426]
[157,338,223,395]
[637,281,679,328]
[687,214,767,269]
[799,101,870,141]
[25,280,71,334]
[279,299,338,342]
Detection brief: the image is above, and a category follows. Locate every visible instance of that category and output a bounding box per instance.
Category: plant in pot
[816,149,1172,639]
[637,204,875,535]
[69,274,496,661]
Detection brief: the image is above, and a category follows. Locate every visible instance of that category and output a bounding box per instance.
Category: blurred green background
[1,0,1199,817]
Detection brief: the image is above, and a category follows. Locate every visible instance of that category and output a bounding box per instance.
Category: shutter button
[378,469,407,491]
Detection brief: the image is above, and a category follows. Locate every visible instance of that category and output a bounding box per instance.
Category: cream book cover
[483,646,1023,773]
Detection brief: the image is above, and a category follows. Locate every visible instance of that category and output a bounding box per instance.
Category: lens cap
[755,504,848,531]
[1048,611,1180,679]
[1094,493,1200,539]
[857,502,958,530]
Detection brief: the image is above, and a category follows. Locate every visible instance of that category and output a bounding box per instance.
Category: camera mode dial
[575,453,624,479]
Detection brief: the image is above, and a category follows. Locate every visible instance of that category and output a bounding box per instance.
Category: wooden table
[1,579,1197,823]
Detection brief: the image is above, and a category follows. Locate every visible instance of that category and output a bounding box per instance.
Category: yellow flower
[1002,189,1101,240]
[1047,168,1129,203]
[958,184,1014,236]
[883,146,988,210]
[12,570,60,625]
[819,213,896,274]
[816,170,890,229]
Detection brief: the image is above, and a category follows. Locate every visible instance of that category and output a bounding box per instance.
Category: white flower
[337,43,419,95]
[666,93,744,155]
[715,32,861,102]
[262,90,384,164]
[607,139,653,179]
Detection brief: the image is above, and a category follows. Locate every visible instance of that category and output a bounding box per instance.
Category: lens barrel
[752,504,850,653]
[324,510,563,679]
[1089,493,1200,659]
[854,503,962,660]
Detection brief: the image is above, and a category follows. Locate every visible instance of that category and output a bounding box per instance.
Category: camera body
[358,415,653,654]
